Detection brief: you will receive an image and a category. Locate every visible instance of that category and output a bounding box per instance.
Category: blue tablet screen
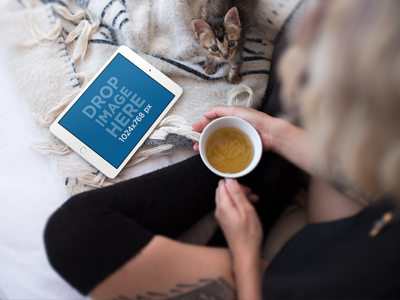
[59,53,175,168]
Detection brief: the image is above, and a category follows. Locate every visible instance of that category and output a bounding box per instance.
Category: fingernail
[226,178,236,185]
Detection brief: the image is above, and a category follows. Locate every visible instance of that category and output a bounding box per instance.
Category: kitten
[192,0,257,84]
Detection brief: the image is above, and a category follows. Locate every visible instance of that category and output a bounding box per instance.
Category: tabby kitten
[192,0,257,84]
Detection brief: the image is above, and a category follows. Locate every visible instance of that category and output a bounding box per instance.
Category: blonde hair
[279,0,400,199]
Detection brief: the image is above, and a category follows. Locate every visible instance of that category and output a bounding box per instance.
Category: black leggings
[44,152,304,295]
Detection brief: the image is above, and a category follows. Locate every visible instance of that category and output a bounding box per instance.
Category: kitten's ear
[192,19,210,39]
[224,7,241,28]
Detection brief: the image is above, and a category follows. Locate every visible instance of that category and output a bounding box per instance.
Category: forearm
[90,236,238,300]
[234,254,266,300]
[269,117,312,175]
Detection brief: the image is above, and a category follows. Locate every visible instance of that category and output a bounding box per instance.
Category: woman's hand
[192,105,280,152]
[215,178,264,300]
[215,178,263,264]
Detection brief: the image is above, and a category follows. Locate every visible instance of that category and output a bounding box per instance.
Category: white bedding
[0,49,195,299]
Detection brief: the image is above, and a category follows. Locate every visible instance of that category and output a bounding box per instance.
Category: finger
[248,193,260,203]
[239,185,260,202]
[217,179,235,209]
[192,139,199,152]
[203,105,257,124]
[192,118,212,133]
[203,105,241,120]
[225,178,252,213]
[240,184,252,196]
[238,184,259,202]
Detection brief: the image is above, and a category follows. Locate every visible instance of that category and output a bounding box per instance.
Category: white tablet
[50,46,183,179]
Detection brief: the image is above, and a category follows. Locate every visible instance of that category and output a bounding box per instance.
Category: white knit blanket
[0,0,301,195]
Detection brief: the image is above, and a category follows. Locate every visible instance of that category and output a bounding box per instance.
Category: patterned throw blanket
[0,0,301,195]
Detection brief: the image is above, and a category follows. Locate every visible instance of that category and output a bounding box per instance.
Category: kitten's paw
[203,63,218,75]
[227,75,242,85]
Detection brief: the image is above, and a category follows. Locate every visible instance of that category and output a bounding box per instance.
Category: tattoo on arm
[112,277,237,300]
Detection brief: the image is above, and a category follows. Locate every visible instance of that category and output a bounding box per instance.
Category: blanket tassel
[53,6,100,61]
[30,140,72,155]
[125,144,174,169]
[149,115,201,142]
[227,84,254,107]
[30,140,121,188]
[18,5,100,61]
[22,13,63,46]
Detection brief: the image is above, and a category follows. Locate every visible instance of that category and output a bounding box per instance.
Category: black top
[262,199,400,299]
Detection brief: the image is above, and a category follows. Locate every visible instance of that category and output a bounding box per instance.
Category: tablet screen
[59,53,175,168]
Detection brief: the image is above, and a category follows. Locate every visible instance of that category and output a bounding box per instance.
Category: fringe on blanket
[31,115,199,155]
[53,6,101,61]
[30,140,73,155]
[23,13,62,46]
[30,113,199,187]
[22,5,100,60]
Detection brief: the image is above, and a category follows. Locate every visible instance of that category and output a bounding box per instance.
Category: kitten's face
[193,7,242,61]
[200,24,241,61]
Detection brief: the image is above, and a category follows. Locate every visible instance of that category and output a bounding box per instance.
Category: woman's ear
[224,7,241,28]
[192,19,211,40]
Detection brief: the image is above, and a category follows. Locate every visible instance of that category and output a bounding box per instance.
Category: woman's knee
[44,193,103,290]
[44,192,155,295]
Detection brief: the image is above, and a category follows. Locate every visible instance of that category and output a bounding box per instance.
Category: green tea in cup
[205,127,254,174]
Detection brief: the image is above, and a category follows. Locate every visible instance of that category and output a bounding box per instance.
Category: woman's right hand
[215,178,265,300]
[215,178,263,261]
[192,105,280,152]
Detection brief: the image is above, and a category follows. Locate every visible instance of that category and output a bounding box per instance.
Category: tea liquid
[205,127,254,174]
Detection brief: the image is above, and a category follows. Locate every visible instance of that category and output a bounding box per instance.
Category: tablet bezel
[50,45,183,179]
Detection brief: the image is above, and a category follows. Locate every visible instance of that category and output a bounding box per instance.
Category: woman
[45,0,400,299]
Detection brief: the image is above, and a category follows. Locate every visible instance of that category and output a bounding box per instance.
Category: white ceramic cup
[199,116,263,178]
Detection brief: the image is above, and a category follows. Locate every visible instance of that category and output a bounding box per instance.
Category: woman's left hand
[215,178,263,264]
